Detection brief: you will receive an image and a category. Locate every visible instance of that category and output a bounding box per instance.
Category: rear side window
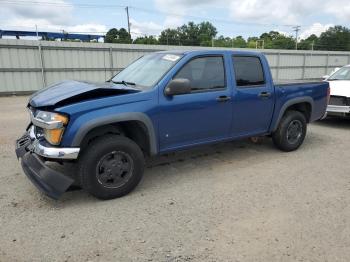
[232,56,265,87]
[174,56,226,91]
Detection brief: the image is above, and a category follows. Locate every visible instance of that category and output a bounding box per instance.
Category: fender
[71,112,158,155]
[271,96,314,132]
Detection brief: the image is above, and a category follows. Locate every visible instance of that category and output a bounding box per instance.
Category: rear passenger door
[230,55,274,137]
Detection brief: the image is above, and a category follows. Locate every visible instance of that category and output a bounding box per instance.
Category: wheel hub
[96,151,134,188]
[287,120,302,144]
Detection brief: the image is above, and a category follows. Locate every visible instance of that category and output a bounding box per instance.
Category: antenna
[292,25,301,50]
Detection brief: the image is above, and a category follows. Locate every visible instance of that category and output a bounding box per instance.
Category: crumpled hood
[29,80,140,107]
[328,80,350,97]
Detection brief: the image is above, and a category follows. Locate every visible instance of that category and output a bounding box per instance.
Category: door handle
[216,96,231,102]
[258,92,271,98]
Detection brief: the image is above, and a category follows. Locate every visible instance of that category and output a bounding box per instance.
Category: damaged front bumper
[15,126,80,199]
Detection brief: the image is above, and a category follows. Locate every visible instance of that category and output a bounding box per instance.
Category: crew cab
[324,64,350,117]
[15,50,330,200]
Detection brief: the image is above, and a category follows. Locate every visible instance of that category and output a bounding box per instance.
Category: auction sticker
[162,54,181,62]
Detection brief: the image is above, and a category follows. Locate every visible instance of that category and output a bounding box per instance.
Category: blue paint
[29,50,329,154]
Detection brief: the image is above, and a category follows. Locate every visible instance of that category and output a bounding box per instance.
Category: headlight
[32,111,69,145]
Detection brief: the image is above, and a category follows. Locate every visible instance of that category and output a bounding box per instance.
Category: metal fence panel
[1,39,350,94]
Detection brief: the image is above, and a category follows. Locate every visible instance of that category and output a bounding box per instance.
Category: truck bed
[271,80,329,126]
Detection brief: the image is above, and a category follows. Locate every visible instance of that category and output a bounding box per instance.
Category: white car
[324,65,350,117]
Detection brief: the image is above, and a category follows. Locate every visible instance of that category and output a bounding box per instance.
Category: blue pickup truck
[16,50,329,200]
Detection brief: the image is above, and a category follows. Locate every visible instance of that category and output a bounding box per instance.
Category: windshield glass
[328,66,350,80]
[111,53,183,89]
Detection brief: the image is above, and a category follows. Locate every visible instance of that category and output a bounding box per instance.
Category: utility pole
[125,6,131,35]
[292,25,301,50]
[311,40,314,51]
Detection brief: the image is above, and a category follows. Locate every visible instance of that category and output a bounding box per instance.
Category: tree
[317,26,350,51]
[214,35,232,47]
[198,21,217,46]
[259,31,295,49]
[104,28,131,44]
[133,36,158,45]
[232,36,247,48]
[158,21,217,46]
[158,28,180,45]
[299,34,319,50]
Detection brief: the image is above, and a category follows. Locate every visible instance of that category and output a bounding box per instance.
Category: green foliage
[104,24,350,51]
[259,31,295,49]
[317,26,350,51]
[104,28,131,44]
[298,34,318,50]
[159,21,217,46]
[133,36,158,45]
[158,29,181,45]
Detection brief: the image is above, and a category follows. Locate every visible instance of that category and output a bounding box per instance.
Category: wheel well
[285,102,312,122]
[80,121,151,156]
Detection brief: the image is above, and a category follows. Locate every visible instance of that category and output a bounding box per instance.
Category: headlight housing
[32,110,69,145]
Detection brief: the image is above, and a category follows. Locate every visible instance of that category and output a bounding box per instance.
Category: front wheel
[272,110,307,152]
[78,135,145,200]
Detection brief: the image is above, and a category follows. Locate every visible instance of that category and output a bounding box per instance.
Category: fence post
[109,47,114,78]
[276,52,281,80]
[325,54,330,75]
[302,53,306,79]
[38,43,46,88]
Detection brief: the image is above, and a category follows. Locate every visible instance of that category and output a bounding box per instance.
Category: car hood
[29,80,141,107]
[328,80,350,97]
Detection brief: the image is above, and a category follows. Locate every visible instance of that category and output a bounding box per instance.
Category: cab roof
[156,49,262,57]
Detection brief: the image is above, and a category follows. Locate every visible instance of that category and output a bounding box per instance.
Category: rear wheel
[78,135,144,200]
[272,110,307,152]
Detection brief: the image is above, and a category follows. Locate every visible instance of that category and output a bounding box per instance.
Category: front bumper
[15,127,80,199]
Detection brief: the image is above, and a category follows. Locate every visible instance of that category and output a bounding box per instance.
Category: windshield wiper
[112,80,136,86]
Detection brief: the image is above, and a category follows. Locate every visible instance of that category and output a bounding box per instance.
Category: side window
[233,56,265,87]
[174,56,226,91]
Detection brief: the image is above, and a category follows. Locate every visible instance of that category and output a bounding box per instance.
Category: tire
[78,135,145,200]
[272,110,307,152]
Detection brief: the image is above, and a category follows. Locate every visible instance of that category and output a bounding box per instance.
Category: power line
[0,0,302,28]
[0,0,125,8]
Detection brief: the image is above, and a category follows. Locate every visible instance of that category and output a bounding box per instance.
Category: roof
[156,49,262,56]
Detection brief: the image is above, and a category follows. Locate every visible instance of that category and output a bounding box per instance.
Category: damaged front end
[16,126,78,199]
[16,80,143,199]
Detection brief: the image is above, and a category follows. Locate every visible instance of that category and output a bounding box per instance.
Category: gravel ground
[0,96,349,262]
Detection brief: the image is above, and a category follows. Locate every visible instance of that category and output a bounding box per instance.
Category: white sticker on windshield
[162,54,180,62]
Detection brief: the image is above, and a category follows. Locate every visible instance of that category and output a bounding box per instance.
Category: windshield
[328,66,350,81]
[111,53,183,89]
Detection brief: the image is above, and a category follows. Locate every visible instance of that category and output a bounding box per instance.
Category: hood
[29,80,141,108]
[328,80,350,97]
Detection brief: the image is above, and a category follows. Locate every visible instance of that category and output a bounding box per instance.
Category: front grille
[17,133,31,148]
[329,96,349,106]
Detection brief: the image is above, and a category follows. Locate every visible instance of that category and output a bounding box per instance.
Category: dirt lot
[0,96,349,262]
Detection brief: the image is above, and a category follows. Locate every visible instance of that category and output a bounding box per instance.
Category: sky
[0,0,350,40]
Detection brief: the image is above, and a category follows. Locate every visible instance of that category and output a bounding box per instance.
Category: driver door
[158,55,233,152]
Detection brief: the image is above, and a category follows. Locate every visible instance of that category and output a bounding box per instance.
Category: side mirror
[164,78,191,96]
[322,75,330,81]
